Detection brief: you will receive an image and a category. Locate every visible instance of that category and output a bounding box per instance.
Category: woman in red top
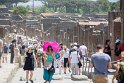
[119,42,124,52]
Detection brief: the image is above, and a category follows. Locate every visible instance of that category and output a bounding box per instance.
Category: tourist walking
[77,45,82,75]
[20,45,26,66]
[115,40,121,60]
[37,46,43,67]
[54,51,62,74]
[2,43,8,63]
[112,52,124,83]
[23,45,37,83]
[0,38,3,67]
[104,39,111,57]
[69,46,80,75]
[119,41,124,53]
[79,43,88,65]
[63,46,70,74]
[43,46,55,83]
[90,44,112,83]
[9,40,16,63]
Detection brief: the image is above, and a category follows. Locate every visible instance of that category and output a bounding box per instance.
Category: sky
[92,0,119,2]
[18,0,119,7]
[18,0,43,7]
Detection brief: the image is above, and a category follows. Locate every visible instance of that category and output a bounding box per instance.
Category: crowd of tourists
[0,37,124,83]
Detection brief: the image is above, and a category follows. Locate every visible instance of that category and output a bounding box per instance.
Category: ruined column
[121,0,124,42]
[14,47,21,67]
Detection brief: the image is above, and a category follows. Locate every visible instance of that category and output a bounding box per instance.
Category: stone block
[71,75,88,81]
[0,79,7,83]
[52,75,63,80]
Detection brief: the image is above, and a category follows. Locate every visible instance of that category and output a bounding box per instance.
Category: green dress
[43,53,54,81]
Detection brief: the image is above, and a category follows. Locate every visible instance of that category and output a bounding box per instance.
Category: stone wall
[0,28,4,38]
[41,18,61,31]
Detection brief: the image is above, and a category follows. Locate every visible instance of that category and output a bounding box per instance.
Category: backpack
[55,53,60,60]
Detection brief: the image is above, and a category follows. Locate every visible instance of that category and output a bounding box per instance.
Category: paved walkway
[0,53,19,83]
[10,68,93,83]
[0,53,118,83]
[10,56,118,83]
[0,63,18,83]
[10,66,117,83]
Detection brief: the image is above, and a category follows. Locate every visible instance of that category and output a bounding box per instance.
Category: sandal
[30,80,33,83]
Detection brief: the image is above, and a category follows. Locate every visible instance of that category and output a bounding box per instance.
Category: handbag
[48,66,55,73]
[48,62,55,73]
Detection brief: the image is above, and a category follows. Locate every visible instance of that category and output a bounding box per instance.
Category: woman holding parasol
[42,41,60,83]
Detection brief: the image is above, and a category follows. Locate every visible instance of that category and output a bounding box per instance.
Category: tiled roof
[0,19,10,25]
[12,15,23,21]
[41,13,57,17]
[79,21,108,26]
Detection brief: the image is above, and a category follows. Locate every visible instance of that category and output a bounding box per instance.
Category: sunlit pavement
[10,68,93,83]
[10,67,118,83]
[0,54,117,83]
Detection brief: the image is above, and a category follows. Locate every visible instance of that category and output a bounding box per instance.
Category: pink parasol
[42,41,60,53]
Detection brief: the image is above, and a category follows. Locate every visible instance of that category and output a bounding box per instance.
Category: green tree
[0,0,8,4]
[40,0,119,14]
[110,1,120,11]
[0,0,29,5]
[13,6,28,16]
[97,0,110,13]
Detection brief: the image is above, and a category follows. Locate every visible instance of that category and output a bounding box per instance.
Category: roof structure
[79,21,108,26]
[114,17,121,22]
[0,19,10,25]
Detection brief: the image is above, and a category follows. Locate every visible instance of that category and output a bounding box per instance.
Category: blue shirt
[4,45,8,53]
[91,52,111,75]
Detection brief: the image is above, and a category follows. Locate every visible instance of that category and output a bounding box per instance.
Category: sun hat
[73,42,77,45]
[28,45,32,49]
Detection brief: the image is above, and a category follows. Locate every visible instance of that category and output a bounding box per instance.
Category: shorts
[64,58,69,68]
[3,53,7,58]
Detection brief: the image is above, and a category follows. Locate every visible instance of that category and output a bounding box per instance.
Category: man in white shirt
[69,46,80,75]
[79,43,88,64]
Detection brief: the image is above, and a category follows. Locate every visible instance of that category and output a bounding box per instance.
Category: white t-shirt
[63,51,69,58]
[79,45,87,55]
[70,51,80,63]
